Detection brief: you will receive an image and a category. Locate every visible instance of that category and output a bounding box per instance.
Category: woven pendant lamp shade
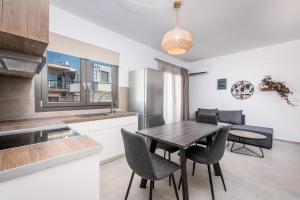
[161,0,193,55]
[161,27,193,55]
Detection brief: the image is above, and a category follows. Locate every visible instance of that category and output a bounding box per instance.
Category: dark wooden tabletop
[136,121,222,149]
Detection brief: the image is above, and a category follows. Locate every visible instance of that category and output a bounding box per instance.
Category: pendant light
[161,0,193,55]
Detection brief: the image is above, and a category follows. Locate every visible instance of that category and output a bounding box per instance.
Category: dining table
[136,120,223,200]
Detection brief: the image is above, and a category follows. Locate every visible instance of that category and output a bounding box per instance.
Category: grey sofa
[196,109,273,149]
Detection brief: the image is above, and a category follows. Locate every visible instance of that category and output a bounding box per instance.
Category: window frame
[35,53,119,112]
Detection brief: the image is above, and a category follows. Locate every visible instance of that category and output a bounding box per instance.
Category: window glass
[89,61,112,103]
[47,51,81,103]
[35,51,119,112]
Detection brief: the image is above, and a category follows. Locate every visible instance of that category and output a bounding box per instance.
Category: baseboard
[100,153,125,165]
[274,138,300,145]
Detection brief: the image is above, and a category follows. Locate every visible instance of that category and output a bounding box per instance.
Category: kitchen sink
[77,113,110,118]
[77,111,126,118]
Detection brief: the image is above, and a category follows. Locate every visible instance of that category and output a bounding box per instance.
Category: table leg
[140,139,157,188]
[230,138,264,158]
[256,139,264,158]
[180,149,189,200]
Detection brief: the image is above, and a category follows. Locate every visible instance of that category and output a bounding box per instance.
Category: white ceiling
[51,0,300,62]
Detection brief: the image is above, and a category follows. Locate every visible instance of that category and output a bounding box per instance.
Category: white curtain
[158,61,182,124]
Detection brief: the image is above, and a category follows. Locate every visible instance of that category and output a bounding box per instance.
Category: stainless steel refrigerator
[129,68,163,130]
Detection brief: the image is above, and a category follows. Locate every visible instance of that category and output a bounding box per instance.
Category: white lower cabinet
[68,116,138,163]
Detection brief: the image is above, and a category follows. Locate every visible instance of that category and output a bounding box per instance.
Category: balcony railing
[48,80,79,90]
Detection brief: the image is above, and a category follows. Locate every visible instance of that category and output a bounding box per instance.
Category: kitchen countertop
[0,112,138,136]
[0,112,137,182]
[0,135,101,182]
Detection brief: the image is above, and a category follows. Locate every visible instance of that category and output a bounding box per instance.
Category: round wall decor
[231,81,254,100]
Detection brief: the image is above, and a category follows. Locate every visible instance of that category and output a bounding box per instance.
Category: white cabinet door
[88,129,117,162]
[67,122,89,135]
[88,123,138,162]
[67,116,138,163]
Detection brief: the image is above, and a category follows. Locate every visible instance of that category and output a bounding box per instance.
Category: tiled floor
[100,140,300,200]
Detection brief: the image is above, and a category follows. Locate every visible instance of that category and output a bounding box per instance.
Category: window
[35,51,119,112]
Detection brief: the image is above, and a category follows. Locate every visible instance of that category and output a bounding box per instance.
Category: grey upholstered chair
[179,127,230,200]
[194,114,219,175]
[148,114,179,185]
[121,128,180,200]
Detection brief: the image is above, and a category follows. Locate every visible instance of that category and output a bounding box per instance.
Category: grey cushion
[150,153,181,180]
[218,110,243,125]
[196,114,218,125]
[198,108,218,116]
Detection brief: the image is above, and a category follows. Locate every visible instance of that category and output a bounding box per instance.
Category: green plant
[260,75,295,106]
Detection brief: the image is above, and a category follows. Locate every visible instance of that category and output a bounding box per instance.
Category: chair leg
[149,181,154,200]
[226,140,230,148]
[217,163,227,191]
[192,161,196,176]
[152,181,155,190]
[178,177,182,190]
[125,171,135,200]
[164,150,166,158]
[168,152,172,186]
[171,174,180,200]
[207,164,215,200]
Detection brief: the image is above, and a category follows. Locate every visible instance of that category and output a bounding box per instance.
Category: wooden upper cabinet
[0,0,49,56]
[1,0,28,38]
[0,0,2,28]
[28,0,49,43]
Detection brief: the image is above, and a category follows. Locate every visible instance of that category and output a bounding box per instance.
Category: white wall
[49,5,300,142]
[188,40,300,142]
[49,6,187,87]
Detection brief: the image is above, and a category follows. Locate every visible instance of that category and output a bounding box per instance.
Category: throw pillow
[218,110,243,125]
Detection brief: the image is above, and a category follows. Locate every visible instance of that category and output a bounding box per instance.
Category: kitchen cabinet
[68,115,138,163]
[2,0,28,38]
[0,154,100,200]
[0,0,49,56]
[0,0,3,29]
[28,0,49,43]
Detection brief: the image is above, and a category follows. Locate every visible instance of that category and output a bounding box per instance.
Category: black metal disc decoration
[231,81,254,100]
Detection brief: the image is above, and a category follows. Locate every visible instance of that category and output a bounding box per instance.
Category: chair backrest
[196,114,218,125]
[121,128,155,180]
[148,114,165,128]
[207,127,230,163]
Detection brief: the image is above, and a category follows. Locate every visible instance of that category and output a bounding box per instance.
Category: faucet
[110,92,114,114]
[99,91,114,114]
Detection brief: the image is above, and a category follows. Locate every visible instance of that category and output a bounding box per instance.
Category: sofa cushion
[196,114,218,125]
[198,108,218,116]
[218,110,243,125]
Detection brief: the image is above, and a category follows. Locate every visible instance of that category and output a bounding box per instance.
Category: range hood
[0,50,46,78]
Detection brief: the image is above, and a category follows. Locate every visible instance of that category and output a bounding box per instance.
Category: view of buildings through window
[47,51,112,103]
[89,61,112,103]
